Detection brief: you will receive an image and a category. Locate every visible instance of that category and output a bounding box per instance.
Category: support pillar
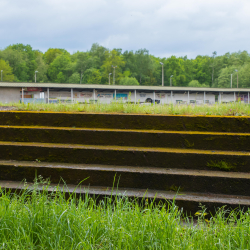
[187,91,189,104]
[204,91,206,104]
[134,90,136,104]
[153,91,155,105]
[234,92,236,102]
[47,88,50,104]
[22,88,24,103]
[71,88,73,104]
[93,89,95,103]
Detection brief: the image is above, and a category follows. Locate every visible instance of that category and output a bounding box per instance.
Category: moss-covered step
[0,125,250,151]
[1,180,250,214]
[0,160,250,196]
[0,141,250,172]
[1,111,250,132]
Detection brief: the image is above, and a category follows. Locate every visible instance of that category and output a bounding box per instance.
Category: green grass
[2,101,250,116]
[0,179,250,249]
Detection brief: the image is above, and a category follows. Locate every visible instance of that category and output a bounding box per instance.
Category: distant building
[0,82,249,104]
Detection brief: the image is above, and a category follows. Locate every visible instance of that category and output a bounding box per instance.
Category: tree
[164,56,187,86]
[0,47,29,81]
[44,48,69,64]
[69,72,80,84]
[188,80,209,87]
[7,44,37,81]
[89,43,108,68]
[0,59,15,81]
[134,49,154,85]
[47,54,71,82]
[217,66,237,88]
[74,52,95,83]
[34,51,48,82]
[56,72,66,83]
[119,77,139,85]
[101,50,125,84]
[83,68,102,84]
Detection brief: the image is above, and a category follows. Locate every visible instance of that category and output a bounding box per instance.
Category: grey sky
[0,0,249,58]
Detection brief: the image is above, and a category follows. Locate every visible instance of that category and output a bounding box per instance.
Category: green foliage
[5,101,250,117]
[0,59,15,81]
[119,76,139,85]
[188,80,209,88]
[1,43,250,87]
[1,180,250,249]
[69,72,80,84]
[101,49,125,84]
[48,54,71,82]
[83,68,102,84]
[207,160,235,171]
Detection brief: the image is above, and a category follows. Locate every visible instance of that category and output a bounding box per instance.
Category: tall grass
[0,179,250,249]
[2,101,250,116]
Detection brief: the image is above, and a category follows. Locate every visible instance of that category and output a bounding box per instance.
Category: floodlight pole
[170,75,173,86]
[35,71,38,83]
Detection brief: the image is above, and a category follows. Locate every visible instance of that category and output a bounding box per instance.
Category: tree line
[0,43,250,88]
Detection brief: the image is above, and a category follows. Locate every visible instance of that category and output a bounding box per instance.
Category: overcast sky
[0,0,249,58]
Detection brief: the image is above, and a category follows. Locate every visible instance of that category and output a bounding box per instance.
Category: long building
[0,82,250,104]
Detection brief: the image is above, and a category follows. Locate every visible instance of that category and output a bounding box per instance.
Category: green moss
[169,185,183,192]
[184,139,194,148]
[207,160,235,171]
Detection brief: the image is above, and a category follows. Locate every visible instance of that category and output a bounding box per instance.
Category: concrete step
[0,160,250,196]
[1,111,250,132]
[1,125,250,151]
[0,141,249,171]
[1,180,250,214]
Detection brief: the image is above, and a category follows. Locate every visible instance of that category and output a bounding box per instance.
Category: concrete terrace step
[1,180,250,214]
[1,125,250,151]
[0,160,250,196]
[1,111,250,132]
[0,141,249,171]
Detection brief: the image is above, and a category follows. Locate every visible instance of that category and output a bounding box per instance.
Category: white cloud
[0,0,249,58]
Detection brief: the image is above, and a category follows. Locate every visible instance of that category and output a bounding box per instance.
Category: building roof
[0,82,250,93]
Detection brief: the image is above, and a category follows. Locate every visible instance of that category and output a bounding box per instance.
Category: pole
[114,89,116,101]
[204,91,206,104]
[109,74,110,85]
[1,70,2,81]
[22,88,24,103]
[234,92,236,102]
[35,72,36,83]
[162,65,164,86]
[170,76,172,87]
[134,90,136,104]
[93,89,95,103]
[231,74,232,88]
[248,92,249,104]
[47,88,49,104]
[187,91,189,104]
[153,91,155,104]
[219,92,221,104]
[71,88,73,104]
[171,91,173,103]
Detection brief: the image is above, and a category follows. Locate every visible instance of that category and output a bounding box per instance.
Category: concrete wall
[0,88,20,103]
